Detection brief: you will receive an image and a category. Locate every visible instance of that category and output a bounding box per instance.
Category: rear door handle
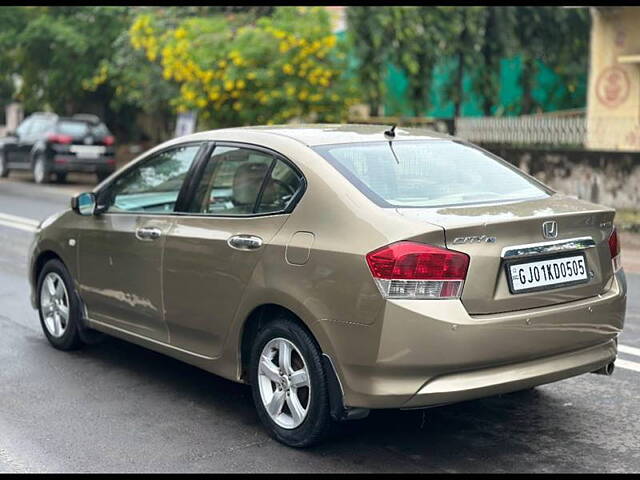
[135,226,162,241]
[227,234,263,251]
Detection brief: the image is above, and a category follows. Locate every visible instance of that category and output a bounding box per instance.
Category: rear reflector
[366,241,469,299]
[609,227,621,272]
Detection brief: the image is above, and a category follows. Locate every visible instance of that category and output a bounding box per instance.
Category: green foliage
[0,7,28,115]
[347,6,591,117]
[130,6,358,127]
[12,7,128,114]
[346,7,394,116]
[0,5,592,141]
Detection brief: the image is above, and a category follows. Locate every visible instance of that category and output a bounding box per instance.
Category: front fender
[29,211,80,308]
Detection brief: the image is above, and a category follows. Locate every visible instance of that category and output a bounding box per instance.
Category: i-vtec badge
[452,235,497,245]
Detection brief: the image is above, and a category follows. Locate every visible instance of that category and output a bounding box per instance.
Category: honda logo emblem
[542,220,558,239]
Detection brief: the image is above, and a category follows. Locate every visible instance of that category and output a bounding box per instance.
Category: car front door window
[15,118,33,138]
[103,144,201,214]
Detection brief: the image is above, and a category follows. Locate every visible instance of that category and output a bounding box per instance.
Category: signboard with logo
[175,111,198,138]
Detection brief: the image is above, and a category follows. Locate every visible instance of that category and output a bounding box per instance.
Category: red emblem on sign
[595,66,630,108]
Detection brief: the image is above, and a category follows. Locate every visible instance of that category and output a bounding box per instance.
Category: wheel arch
[237,301,357,420]
[30,141,48,161]
[32,250,65,307]
[238,303,322,382]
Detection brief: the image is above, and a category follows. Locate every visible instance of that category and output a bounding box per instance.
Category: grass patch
[616,209,640,233]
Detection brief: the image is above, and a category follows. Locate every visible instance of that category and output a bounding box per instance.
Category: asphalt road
[1,178,639,473]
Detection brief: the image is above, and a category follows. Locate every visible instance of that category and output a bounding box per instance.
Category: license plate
[506,253,588,294]
[69,145,106,159]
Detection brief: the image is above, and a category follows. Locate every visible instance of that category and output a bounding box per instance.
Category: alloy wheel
[40,272,70,338]
[258,337,311,429]
[0,153,7,177]
[34,157,46,183]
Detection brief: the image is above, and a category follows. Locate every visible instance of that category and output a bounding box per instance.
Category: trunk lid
[397,194,616,314]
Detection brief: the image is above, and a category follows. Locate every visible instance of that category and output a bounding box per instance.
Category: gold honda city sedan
[29,125,626,447]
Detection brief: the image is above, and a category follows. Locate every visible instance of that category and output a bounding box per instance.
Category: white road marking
[0,213,39,233]
[0,219,38,233]
[0,212,40,227]
[618,344,640,358]
[615,358,640,373]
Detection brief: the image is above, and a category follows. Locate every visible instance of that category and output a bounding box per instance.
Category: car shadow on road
[72,334,592,472]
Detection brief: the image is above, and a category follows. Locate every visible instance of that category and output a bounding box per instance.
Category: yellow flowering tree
[130,7,358,127]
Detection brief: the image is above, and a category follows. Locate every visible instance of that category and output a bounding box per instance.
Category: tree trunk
[481,8,497,116]
[454,50,464,118]
[454,12,468,118]
[521,58,534,115]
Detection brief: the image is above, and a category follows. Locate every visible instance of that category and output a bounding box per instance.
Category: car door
[162,143,305,357]
[4,117,33,165]
[17,116,46,164]
[76,142,204,342]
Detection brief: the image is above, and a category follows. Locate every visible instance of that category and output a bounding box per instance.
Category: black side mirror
[5,130,16,137]
[71,192,97,216]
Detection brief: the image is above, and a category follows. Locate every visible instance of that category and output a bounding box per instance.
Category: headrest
[233,162,269,205]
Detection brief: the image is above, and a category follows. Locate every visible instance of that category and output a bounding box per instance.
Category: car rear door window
[30,117,53,136]
[188,146,275,215]
[256,159,303,213]
[15,117,33,137]
[103,144,201,214]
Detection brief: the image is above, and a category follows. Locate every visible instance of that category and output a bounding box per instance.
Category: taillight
[366,241,469,299]
[47,133,73,144]
[103,135,115,146]
[609,226,622,272]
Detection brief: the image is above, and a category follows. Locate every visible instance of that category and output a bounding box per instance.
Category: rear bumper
[323,270,626,410]
[403,339,616,408]
[52,155,115,174]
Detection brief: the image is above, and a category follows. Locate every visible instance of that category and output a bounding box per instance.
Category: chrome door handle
[135,226,162,241]
[227,234,263,251]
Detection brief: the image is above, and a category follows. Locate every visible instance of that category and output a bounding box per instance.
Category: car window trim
[174,141,215,213]
[175,140,307,218]
[95,140,208,216]
[253,157,278,214]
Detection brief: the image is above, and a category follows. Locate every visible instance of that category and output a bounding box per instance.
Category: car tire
[33,154,51,184]
[36,259,85,351]
[55,172,67,183]
[0,151,9,178]
[249,315,334,448]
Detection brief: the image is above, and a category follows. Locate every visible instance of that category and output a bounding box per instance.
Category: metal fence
[455,115,640,151]
[455,115,587,147]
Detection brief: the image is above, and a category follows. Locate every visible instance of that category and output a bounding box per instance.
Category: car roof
[29,113,104,125]
[178,123,454,147]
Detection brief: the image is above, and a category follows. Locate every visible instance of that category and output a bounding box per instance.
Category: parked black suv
[0,112,116,184]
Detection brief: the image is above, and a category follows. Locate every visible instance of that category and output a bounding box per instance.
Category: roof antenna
[384,124,396,138]
[384,124,400,164]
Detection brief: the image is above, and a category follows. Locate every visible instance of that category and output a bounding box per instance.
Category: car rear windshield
[314,140,549,208]
[57,121,90,137]
[57,120,111,138]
